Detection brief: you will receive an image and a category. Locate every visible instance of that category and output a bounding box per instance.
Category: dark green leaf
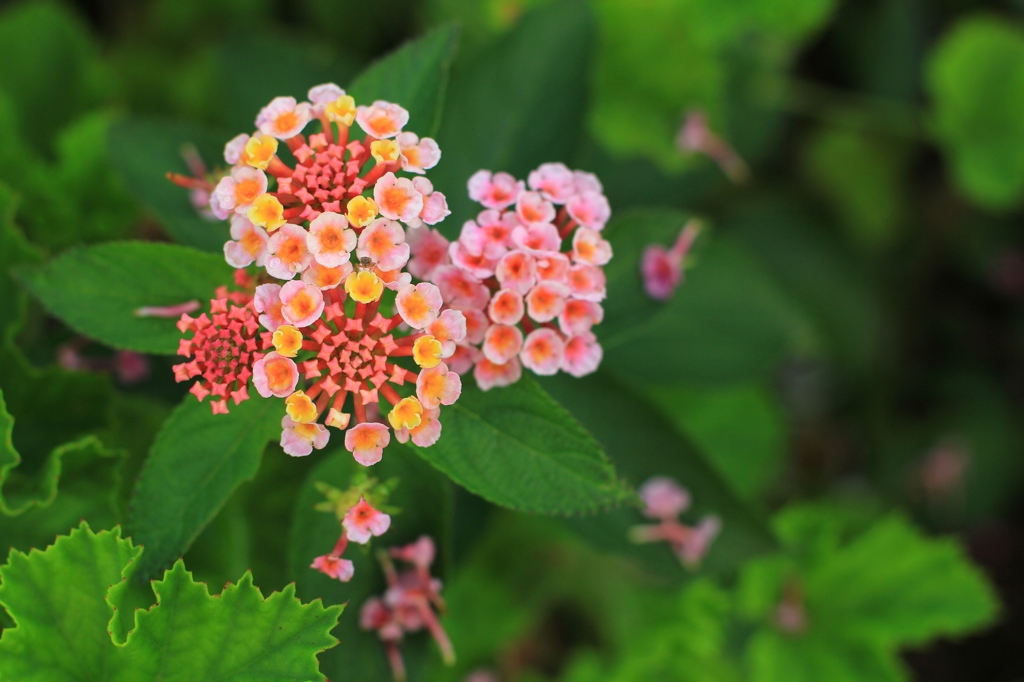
[127,395,281,579]
[349,25,459,139]
[600,209,809,385]
[411,377,633,514]
[0,1,106,152]
[16,241,233,354]
[108,118,230,252]
[541,372,776,576]
[431,0,594,227]
[215,36,362,134]
[0,388,119,517]
[0,184,42,343]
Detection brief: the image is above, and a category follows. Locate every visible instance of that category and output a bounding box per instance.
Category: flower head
[421,163,612,387]
[631,476,720,570]
[173,295,259,413]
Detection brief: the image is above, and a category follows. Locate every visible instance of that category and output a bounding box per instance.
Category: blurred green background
[2,0,1024,680]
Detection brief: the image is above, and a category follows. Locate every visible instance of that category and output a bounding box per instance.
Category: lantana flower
[173,292,258,414]
[641,219,701,301]
[630,476,721,569]
[419,162,613,388]
[169,85,462,462]
[362,536,453,681]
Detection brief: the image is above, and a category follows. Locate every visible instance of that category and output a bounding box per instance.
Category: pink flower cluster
[361,536,452,681]
[406,163,612,390]
[171,86,467,465]
[630,476,721,568]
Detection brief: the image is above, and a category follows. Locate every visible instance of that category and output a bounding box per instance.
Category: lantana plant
[163,84,623,675]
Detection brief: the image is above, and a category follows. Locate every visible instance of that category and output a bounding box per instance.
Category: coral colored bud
[388,396,424,431]
[347,195,379,228]
[242,134,279,170]
[326,94,357,126]
[248,193,286,232]
[413,336,443,368]
[371,139,401,164]
[345,271,384,303]
[272,324,303,357]
[286,390,318,424]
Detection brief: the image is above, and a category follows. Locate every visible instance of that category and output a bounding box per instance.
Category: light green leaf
[127,395,282,579]
[108,118,230,252]
[431,0,594,227]
[289,444,452,681]
[16,241,233,354]
[747,630,905,682]
[114,561,340,681]
[806,515,999,646]
[0,523,342,682]
[0,524,140,681]
[349,25,459,139]
[565,579,740,682]
[738,507,999,682]
[927,16,1024,209]
[600,209,809,385]
[410,377,633,515]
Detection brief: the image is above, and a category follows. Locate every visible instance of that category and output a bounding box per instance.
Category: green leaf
[805,515,999,646]
[0,1,106,152]
[927,17,1024,209]
[114,562,340,681]
[0,523,342,682]
[16,241,233,354]
[289,444,452,681]
[738,507,999,682]
[541,372,776,576]
[349,25,460,139]
[0,388,119,516]
[600,209,809,385]
[410,377,632,514]
[800,125,908,249]
[108,118,230,252]
[127,395,282,579]
[214,35,361,134]
[589,0,834,169]
[431,0,594,227]
[723,200,881,376]
[562,579,740,682]
[746,630,905,682]
[0,184,42,343]
[646,383,785,501]
[0,524,141,681]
